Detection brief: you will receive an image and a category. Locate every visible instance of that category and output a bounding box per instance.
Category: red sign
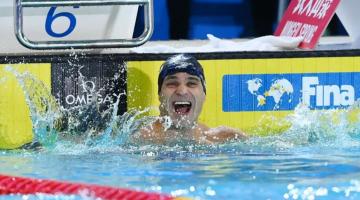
[274,0,341,49]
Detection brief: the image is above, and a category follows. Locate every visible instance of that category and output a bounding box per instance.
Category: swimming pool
[2,81,360,200]
[1,137,360,200]
[2,54,360,199]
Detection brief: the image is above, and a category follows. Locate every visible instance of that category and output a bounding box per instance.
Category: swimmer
[134,54,247,145]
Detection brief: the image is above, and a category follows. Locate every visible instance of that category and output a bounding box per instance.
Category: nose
[175,84,188,95]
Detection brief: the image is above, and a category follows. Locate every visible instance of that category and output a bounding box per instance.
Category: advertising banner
[223,72,356,112]
[51,59,127,115]
[128,56,360,136]
[3,52,360,149]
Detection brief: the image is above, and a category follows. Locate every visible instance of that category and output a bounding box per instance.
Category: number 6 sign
[45,6,77,38]
[14,0,154,49]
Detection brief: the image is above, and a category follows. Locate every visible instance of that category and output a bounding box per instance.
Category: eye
[165,82,178,87]
[187,82,199,87]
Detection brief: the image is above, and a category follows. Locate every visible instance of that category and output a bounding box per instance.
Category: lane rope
[0,174,175,200]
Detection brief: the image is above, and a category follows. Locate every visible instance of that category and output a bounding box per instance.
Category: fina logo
[302,76,355,107]
[246,76,355,109]
[65,80,112,105]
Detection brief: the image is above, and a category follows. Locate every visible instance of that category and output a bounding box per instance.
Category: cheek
[194,92,206,106]
[159,92,172,106]
[160,87,175,97]
[198,95,206,107]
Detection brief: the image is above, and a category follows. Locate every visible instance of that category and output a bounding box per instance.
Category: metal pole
[277,0,288,22]
[15,0,154,49]
[21,0,149,7]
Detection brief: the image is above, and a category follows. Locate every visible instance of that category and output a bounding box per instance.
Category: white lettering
[309,0,323,17]
[316,85,323,106]
[302,77,318,106]
[65,94,113,105]
[292,0,333,19]
[341,85,355,106]
[87,94,93,104]
[293,0,309,15]
[281,21,302,37]
[302,76,355,107]
[323,85,340,106]
[77,95,87,104]
[102,95,112,104]
[66,95,75,105]
[316,0,332,19]
[299,24,318,43]
[304,0,314,16]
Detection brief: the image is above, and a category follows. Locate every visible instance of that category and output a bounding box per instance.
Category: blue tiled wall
[134,0,252,40]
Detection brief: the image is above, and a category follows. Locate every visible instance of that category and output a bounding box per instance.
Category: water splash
[5,66,153,151]
[241,103,360,150]
[5,66,60,148]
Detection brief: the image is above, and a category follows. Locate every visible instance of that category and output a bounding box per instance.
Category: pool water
[1,67,360,200]
[1,144,360,200]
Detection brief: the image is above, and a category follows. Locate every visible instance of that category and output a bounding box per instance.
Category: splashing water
[5,66,60,147]
[4,65,360,153]
[5,66,155,151]
[235,103,360,151]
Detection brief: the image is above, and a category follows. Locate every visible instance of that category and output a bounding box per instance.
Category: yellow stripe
[0,64,51,149]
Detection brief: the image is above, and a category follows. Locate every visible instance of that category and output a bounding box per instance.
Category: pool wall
[1,51,360,148]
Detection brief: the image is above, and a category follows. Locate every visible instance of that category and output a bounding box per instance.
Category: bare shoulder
[203,126,248,143]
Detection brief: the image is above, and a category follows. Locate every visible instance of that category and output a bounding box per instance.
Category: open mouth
[173,101,192,115]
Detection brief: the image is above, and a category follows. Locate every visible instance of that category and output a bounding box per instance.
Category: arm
[204,126,248,144]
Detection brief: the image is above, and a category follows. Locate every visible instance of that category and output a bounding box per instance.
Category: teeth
[174,101,191,105]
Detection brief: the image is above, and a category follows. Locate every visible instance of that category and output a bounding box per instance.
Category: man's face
[159,72,206,129]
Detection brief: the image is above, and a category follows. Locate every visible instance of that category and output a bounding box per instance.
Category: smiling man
[136,54,247,145]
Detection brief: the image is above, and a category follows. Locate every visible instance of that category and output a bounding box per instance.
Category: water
[1,146,360,199]
[1,66,360,199]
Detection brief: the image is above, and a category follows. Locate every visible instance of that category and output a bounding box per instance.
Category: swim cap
[158,54,206,94]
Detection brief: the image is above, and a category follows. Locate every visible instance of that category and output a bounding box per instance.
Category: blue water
[1,67,360,199]
[1,146,360,199]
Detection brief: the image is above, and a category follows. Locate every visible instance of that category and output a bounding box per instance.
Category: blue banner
[222,72,359,112]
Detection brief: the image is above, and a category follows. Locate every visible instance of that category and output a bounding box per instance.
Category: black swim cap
[158,54,206,94]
